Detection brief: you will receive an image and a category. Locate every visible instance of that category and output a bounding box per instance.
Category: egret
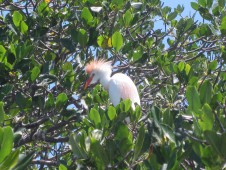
[84,59,140,109]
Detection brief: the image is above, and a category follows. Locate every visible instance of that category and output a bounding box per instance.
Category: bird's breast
[108,73,140,107]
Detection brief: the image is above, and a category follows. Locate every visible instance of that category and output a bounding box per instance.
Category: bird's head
[84,59,112,89]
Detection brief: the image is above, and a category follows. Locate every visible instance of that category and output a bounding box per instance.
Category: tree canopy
[0,0,226,169]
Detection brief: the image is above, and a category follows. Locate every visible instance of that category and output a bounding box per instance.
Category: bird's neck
[100,75,111,90]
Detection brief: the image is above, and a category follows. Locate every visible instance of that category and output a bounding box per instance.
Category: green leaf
[218,0,225,8]
[15,92,31,109]
[184,18,194,32]
[0,102,5,124]
[37,2,49,16]
[198,104,214,131]
[198,24,212,36]
[199,9,213,21]
[123,10,133,26]
[13,152,34,170]
[59,164,67,170]
[134,105,142,121]
[69,134,88,159]
[60,38,75,52]
[200,80,212,104]
[193,113,202,136]
[108,106,116,120]
[212,5,220,16]
[112,31,123,51]
[90,138,109,168]
[81,7,93,25]
[200,25,212,36]
[220,16,226,35]
[89,108,101,127]
[91,129,103,141]
[62,62,73,71]
[207,0,213,8]
[45,52,56,61]
[116,124,130,140]
[96,35,112,48]
[178,61,185,72]
[186,86,201,113]
[185,64,191,75]
[45,93,55,109]
[110,0,124,9]
[167,149,179,169]
[115,124,133,154]
[208,60,217,71]
[123,99,131,112]
[0,127,14,163]
[163,109,174,126]
[198,0,207,7]
[204,131,221,154]
[56,93,68,108]
[71,30,79,43]
[13,11,22,27]
[191,2,199,10]
[204,131,226,159]
[78,29,88,48]
[20,21,28,34]
[97,35,105,47]
[0,149,20,170]
[132,48,142,61]
[133,125,145,160]
[0,45,6,61]
[168,11,178,21]
[0,128,3,146]
[161,124,176,143]
[30,66,40,82]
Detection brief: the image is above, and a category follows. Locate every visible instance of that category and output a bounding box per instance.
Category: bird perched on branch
[84,59,140,109]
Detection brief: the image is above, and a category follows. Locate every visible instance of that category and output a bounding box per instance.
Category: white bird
[84,59,140,109]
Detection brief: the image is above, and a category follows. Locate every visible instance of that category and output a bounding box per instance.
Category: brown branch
[22,117,49,129]
[178,128,208,145]
[44,136,69,143]
[46,115,78,133]
[32,159,58,166]
[183,51,204,62]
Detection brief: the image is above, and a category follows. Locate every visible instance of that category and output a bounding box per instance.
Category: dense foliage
[0,0,226,169]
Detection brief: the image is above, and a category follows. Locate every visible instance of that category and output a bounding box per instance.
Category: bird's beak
[84,76,93,89]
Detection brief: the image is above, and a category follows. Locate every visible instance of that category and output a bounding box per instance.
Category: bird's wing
[108,73,140,107]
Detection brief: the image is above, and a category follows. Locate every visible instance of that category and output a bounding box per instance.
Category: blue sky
[162,0,194,15]
[154,0,202,30]
[154,0,202,47]
[162,0,201,19]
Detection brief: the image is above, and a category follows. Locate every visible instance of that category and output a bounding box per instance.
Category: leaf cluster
[0,0,226,169]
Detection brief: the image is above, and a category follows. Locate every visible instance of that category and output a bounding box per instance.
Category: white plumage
[109,73,140,107]
[85,59,140,109]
